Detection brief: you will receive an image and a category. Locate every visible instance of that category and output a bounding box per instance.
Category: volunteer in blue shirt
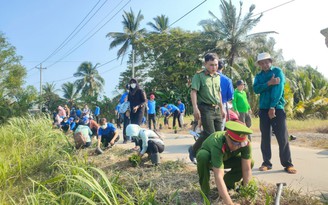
[164,103,181,128]
[217,60,234,128]
[147,94,157,130]
[253,52,296,174]
[97,118,120,151]
[177,99,185,128]
[94,104,100,123]
[160,106,171,129]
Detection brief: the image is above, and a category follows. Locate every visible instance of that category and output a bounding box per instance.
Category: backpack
[74,131,86,149]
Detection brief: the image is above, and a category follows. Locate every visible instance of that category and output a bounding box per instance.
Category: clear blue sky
[1,0,328,99]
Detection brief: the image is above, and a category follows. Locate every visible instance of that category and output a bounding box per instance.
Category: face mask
[130,83,136,89]
[101,124,107,129]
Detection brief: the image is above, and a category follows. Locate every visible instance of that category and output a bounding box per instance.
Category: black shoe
[188,146,197,164]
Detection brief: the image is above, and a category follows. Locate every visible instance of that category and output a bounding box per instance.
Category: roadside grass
[0,116,326,204]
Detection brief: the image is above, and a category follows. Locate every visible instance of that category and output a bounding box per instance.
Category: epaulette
[196,69,204,74]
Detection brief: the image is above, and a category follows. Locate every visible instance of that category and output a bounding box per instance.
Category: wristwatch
[270,107,275,109]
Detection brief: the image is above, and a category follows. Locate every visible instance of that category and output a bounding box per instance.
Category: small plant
[236,178,258,202]
[129,154,141,167]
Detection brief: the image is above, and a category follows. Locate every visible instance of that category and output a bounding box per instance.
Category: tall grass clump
[0,115,73,204]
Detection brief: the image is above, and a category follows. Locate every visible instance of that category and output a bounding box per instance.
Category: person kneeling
[74,116,93,149]
[97,118,120,153]
[196,121,253,204]
[126,124,165,166]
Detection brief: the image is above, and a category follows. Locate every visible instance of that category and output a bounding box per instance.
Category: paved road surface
[117,130,328,196]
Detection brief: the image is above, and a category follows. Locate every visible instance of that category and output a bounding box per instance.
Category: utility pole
[36,64,46,110]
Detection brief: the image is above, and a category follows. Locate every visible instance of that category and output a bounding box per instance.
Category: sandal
[259,165,272,171]
[284,166,297,174]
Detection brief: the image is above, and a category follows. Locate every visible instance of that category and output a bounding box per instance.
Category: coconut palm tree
[199,0,262,66]
[147,14,169,33]
[61,82,79,106]
[73,62,104,97]
[106,9,146,78]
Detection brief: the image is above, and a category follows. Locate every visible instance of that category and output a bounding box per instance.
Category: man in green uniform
[189,53,225,164]
[196,121,253,204]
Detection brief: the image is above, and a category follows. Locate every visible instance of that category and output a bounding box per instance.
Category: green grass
[0,116,326,204]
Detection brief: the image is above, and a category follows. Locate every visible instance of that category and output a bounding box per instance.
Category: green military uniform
[191,69,223,152]
[196,121,253,195]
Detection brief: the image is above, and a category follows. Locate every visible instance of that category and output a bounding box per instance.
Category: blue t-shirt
[148,100,156,114]
[218,72,234,104]
[167,104,179,112]
[94,106,100,116]
[76,109,82,118]
[178,103,185,113]
[119,91,129,104]
[160,107,170,116]
[115,104,120,112]
[98,123,116,136]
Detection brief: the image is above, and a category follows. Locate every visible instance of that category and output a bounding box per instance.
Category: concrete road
[155,132,328,196]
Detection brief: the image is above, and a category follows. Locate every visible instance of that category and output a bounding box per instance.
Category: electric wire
[45,0,131,69]
[251,0,296,17]
[29,0,102,71]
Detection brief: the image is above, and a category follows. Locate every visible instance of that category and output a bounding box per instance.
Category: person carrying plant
[196,121,253,204]
[126,124,165,166]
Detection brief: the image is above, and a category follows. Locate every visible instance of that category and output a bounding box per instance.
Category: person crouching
[126,124,165,166]
[97,118,120,153]
[196,121,253,204]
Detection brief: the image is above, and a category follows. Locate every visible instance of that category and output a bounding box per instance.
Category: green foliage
[129,154,142,167]
[73,62,105,98]
[0,116,73,203]
[0,33,38,124]
[236,179,258,203]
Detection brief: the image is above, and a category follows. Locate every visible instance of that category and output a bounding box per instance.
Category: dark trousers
[123,114,130,142]
[259,109,293,168]
[130,108,144,125]
[137,140,164,154]
[148,113,156,130]
[172,110,181,128]
[197,151,254,194]
[101,132,120,147]
[192,104,222,154]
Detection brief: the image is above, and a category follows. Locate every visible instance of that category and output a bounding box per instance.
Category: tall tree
[73,62,104,98]
[199,0,262,67]
[106,9,146,78]
[147,14,170,33]
[0,33,39,123]
[61,82,79,106]
[41,82,62,111]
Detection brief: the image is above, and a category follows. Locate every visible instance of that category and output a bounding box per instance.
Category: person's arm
[241,158,252,186]
[219,95,226,120]
[139,131,148,156]
[109,130,119,145]
[253,74,269,94]
[97,135,102,148]
[212,168,234,205]
[191,89,200,121]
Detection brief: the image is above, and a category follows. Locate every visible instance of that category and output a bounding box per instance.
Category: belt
[199,102,218,107]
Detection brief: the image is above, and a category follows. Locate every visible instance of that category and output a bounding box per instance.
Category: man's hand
[268,74,280,86]
[133,106,139,113]
[268,108,276,119]
[193,108,201,121]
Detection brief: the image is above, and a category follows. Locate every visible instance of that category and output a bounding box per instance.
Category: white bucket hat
[256,52,272,63]
[126,124,141,137]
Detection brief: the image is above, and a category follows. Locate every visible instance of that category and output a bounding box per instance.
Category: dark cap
[236,80,245,86]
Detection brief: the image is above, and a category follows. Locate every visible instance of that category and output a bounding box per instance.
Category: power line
[45,0,131,69]
[251,0,296,17]
[169,0,207,28]
[28,0,104,71]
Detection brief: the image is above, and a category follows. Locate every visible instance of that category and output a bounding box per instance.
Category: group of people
[187,52,296,203]
[50,52,297,203]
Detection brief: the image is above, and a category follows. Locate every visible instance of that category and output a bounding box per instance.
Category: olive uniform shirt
[200,131,252,169]
[191,69,221,105]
